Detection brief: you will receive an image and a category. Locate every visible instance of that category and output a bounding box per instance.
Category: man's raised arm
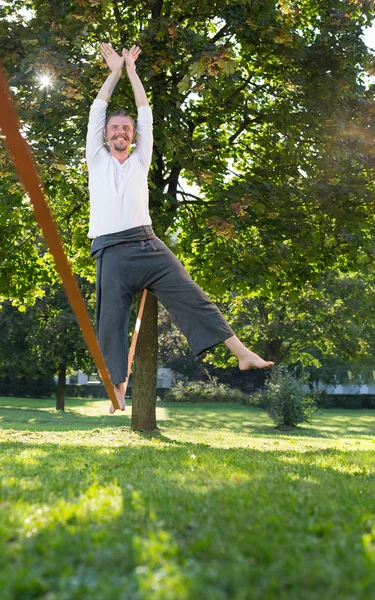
[87,43,151,166]
[122,45,149,108]
[97,43,146,106]
[96,43,124,102]
[86,44,124,164]
[121,45,152,167]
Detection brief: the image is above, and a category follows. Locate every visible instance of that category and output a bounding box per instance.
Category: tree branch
[236,141,269,166]
[184,202,199,229]
[167,164,181,198]
[210,23,230,44]
[177,190,201,201]
[58,203,83,224]
[151,0,164,19]
[176,190,220,205]
[112,0,127,47]
[224,74,252,105]
[229,115,261,143]
[153,146,165,189]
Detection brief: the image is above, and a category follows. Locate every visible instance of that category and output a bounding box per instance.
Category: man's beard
[114,142,126,151]
[112,136,130,152]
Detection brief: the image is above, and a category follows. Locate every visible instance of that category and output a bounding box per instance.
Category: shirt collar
[110,155,129,166]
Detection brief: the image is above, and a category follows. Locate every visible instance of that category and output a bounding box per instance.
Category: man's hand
[122,45,141,71]
[97,42,146,107]
[100,43,125,71]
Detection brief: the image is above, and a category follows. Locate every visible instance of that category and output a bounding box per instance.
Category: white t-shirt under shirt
[85,98,153,238]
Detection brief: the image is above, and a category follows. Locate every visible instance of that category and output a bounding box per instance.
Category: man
[86,43,274,414]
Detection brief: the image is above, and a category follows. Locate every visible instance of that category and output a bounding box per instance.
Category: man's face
[105,116,135,153]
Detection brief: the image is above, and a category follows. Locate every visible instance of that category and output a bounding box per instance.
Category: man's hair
[105,110,136,142]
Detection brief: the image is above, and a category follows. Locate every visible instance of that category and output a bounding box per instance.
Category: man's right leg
[96,245,134,413]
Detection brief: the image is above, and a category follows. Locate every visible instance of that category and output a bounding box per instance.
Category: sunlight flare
[38,73,52,89]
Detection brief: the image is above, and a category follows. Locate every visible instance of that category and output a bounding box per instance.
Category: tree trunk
[56,363,66,411]
[131,292,158,431]
[265,339,283,365]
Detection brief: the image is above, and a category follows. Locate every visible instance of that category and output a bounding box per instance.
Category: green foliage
[164,377,246,403]
[317,393,375,410]
[0,375,56,398]
[0,285,95,398]
[1,0,375,306]
[308,355,375,390]
[243,389,375,410]
[241,389,267,409]
[173,0,375,300]
[201,268,375,369]
[262,367,318,428]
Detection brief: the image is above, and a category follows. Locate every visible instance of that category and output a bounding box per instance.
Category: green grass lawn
[0,396,374,600]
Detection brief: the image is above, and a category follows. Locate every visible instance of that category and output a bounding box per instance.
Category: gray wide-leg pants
[95,237,234,384]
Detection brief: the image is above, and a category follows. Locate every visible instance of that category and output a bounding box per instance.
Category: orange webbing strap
[123,289,148,397]
[0,64,120,411]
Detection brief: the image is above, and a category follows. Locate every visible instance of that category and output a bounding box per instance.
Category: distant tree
[199,268,375,374]
[158,266,375,394]
[0,301,51,388]
[29,282,95,410]
[0,282,95,410]
[158,304,266,392]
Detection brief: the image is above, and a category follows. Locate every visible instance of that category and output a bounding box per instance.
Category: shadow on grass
[1,438,375,599]
[155,404,375,440]
[0,397,132,431]
[0,397,374,440]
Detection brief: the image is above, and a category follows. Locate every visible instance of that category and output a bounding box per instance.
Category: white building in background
[64,367,177,388]
[156,367,175,389]
[73,371,90,384]
[319,383,375,395]
[64,372,375,394]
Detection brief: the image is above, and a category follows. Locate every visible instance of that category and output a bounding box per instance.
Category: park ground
[0,397,374,600]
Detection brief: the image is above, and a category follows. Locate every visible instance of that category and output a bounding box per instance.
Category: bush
[241,390,267,408]
[0,375,56,398]
[64,384,169,400]
[262,367,318,429]
[316,393,375,409]
[164,378,246,403]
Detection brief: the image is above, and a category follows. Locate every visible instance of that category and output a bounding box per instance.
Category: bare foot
[238,350,274,371]
[224,336,274,370]
[109,382,126,414]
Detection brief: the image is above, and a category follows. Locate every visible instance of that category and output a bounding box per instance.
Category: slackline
[121,288,148,398]
[0,63,146,411]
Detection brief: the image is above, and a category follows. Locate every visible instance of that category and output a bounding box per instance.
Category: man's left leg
[146,239,274,369]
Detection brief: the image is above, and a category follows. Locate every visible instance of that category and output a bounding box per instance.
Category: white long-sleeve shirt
[85,99,153,238]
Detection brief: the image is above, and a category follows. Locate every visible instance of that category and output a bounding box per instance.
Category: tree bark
[131,292,158,431]
[56,363,66,411]
[265,339,283,365]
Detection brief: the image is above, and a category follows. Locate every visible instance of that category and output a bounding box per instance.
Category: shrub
[241,390,267,408]
[164,378,246,403]
[262,367,318,429]
[316,393,375,409]
[0,375,56,398]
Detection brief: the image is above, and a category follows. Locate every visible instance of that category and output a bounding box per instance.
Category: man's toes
[109,397,126,413]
